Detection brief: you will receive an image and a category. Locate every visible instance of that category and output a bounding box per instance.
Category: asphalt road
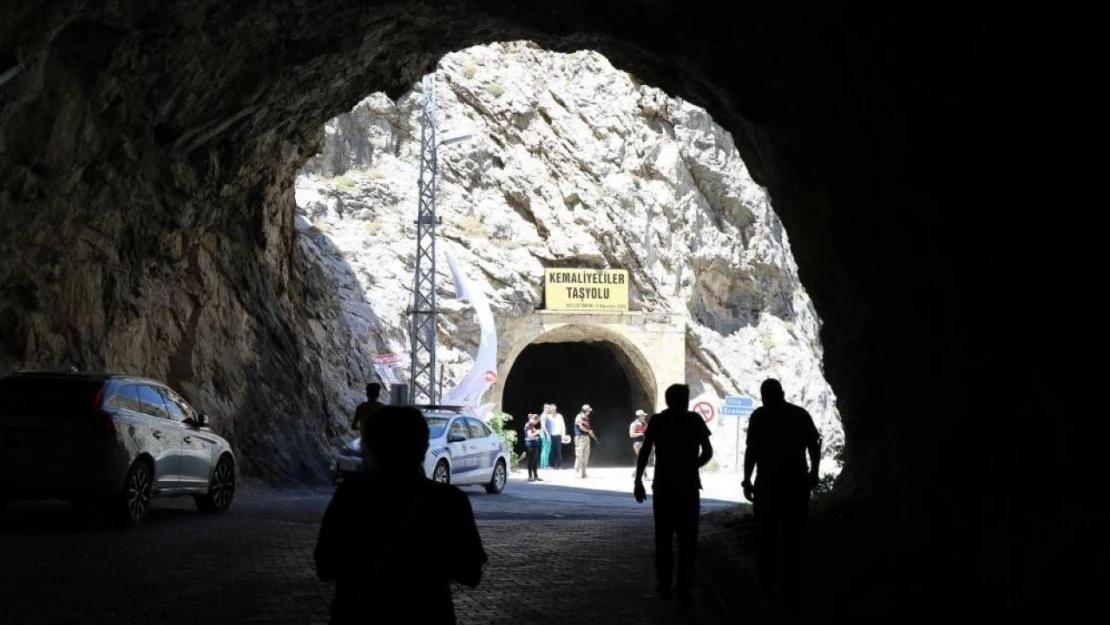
[0,467,739,624]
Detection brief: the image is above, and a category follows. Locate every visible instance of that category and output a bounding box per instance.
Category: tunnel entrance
[502,340,655,467]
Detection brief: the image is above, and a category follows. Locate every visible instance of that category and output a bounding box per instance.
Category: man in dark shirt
[634,384,713,604]
[316,406,487,624]
[742,378,821,605]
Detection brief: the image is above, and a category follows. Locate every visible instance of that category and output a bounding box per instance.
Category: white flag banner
[441,247,499,412]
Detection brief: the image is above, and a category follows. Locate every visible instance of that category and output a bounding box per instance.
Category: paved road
[0,467,739,624]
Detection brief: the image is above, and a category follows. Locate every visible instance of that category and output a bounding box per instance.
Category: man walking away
[351,383,385,438]
[630,409,649,478]
[549,404,567,470]
[315,405,487,624]
[634,384,712,605]
[573,404,598,478]
[742,378,821,606]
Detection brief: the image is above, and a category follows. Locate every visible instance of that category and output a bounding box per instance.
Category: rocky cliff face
[294,42,844,471]
[1,2,1065,612]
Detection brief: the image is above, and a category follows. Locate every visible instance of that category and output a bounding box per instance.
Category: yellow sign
[544,268,629,312]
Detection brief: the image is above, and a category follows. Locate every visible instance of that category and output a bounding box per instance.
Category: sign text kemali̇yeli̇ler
[543,268,630,312]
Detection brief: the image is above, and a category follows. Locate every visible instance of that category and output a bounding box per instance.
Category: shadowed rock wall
[0,1,1077,613]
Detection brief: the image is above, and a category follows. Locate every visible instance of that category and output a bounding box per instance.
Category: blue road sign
[720,395,755,417]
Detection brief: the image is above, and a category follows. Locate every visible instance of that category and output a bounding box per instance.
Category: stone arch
[491,323,660,414]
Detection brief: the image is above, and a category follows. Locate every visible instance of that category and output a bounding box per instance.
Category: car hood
[344,435,445,455]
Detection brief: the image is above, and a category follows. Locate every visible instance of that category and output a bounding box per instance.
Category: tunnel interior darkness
[502,341,655,467]
[0,1,1081,616]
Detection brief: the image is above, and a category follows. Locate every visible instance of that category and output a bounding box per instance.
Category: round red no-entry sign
[693,401,715,424]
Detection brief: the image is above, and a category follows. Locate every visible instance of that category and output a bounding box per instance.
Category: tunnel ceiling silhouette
[0,0,1073,610]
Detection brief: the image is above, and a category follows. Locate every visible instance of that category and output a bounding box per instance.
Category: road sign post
[720,395,755,472]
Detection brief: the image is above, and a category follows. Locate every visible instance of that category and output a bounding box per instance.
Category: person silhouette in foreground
[351,382,385,437]
[742,378,821,606]
[315,405,487,624]
[634,384,713,605]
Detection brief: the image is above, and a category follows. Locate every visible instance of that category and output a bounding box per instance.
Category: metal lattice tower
[409,74,439,405]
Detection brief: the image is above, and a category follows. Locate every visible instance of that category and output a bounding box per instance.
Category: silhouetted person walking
[742,378,821,606]
[634,384,713,605]
[316,405,487,624]
[351,382,385,437]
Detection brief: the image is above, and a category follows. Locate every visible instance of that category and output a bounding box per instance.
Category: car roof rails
[413,404,468,412]
[16,369,111,377]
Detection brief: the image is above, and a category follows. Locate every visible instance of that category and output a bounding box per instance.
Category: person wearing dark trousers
[634,384,713,606]
[742,378,821,607]
[524,413,543,482]
[548,404,567,470]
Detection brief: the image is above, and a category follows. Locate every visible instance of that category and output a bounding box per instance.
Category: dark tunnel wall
[0,1,1083,614]
[502,341,655,467]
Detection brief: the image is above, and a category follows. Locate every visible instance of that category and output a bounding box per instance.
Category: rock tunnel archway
[498,324,659,467]
[0,2,1074,614]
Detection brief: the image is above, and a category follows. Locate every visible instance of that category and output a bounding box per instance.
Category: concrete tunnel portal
[499,324,661,468]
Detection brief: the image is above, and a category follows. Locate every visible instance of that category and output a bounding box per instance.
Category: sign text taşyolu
[544,268,630,312]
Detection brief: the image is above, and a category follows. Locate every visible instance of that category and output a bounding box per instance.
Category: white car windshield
[425,416,449,438]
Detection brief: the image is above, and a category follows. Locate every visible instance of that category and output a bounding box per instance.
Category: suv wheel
[432,461,450,485]
[195,457,235,514]
[485,459,507,494]
[119,460,153,526]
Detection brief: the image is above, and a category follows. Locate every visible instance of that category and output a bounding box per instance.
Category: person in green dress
[539,404,553,469]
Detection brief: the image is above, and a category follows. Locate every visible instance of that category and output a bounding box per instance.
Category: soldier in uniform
[573,404,598,478]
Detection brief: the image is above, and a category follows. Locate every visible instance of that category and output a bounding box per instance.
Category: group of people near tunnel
[316,378,823,623]
[522,403,658,482]
[522,402,603,480]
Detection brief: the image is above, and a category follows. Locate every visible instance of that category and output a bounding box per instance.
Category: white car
[332,406,509,494]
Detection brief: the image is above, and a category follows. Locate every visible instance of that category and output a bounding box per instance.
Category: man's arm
[697,417,713,467]
[448,490,488,588]
[698,436,713,467]
[579,416,597,439]
[743,412,758,486]
[629,421,638,438]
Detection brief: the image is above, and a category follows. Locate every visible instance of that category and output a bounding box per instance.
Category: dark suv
[0,371,236,525]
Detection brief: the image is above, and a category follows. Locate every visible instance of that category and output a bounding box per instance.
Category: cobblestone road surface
[0,468,739,624]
